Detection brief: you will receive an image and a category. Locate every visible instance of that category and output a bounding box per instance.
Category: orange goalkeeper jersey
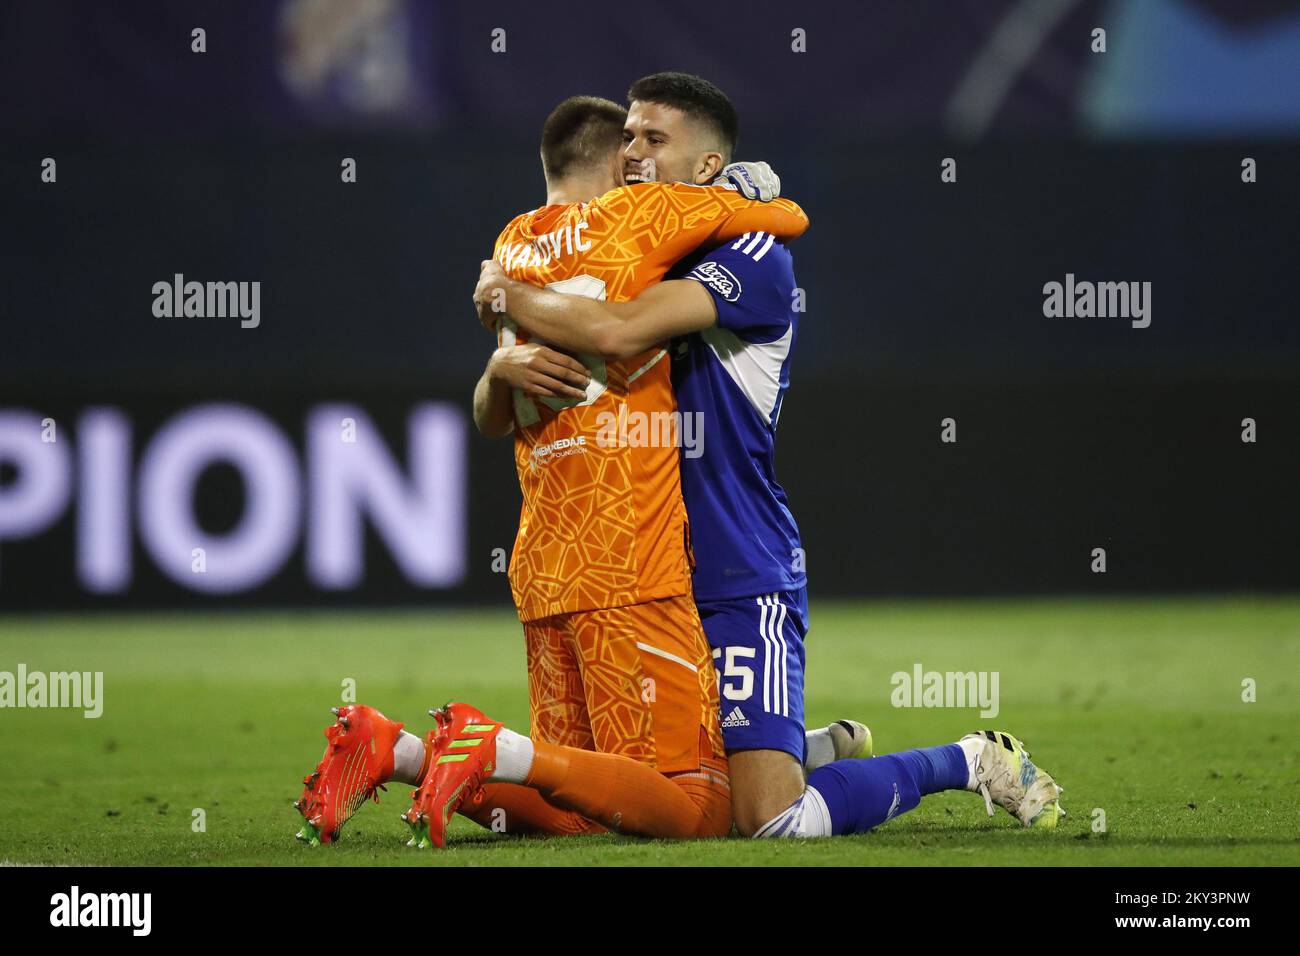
[493,182,809,623]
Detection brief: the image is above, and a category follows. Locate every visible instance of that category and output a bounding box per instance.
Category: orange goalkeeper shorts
[523,593,725,774]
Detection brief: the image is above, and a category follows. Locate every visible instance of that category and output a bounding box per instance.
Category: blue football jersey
[669,231,805,603]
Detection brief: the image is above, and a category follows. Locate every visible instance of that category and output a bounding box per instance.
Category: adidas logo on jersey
[721,706,750,728]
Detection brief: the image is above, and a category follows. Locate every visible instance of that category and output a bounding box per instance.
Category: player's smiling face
[622,101,722,187]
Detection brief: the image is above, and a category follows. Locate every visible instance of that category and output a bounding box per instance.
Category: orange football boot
[402,702,502,849]
[293,704,404,846]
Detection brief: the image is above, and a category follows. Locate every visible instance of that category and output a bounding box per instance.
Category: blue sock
[896,743,970,796]
[808,744,968,835]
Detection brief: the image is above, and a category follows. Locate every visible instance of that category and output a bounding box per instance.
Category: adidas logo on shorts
[721,706,750,728]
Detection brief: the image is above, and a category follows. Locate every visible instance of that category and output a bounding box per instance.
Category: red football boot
[403,702,502,849]
[399,724,443,848]
[293,704,404,846]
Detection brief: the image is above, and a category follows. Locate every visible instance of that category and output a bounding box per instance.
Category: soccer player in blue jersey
[474,72,1064,838]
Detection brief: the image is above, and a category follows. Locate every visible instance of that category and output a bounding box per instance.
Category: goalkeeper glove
[713,161,781,202]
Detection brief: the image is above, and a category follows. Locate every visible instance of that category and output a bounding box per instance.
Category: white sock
[392,730,427,785]
[957,736,983,791]
[803,727,836,771]
[488,728,535,784]
[752,787,833,839]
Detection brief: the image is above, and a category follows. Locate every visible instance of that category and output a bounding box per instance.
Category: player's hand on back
[712,161,780,202]
[488,344,589,400]
[474,259,511,331]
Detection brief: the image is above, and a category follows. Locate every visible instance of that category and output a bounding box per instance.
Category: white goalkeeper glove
[713,161,781,202]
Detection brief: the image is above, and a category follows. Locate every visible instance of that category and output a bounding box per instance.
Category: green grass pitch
[1,597,1297,866]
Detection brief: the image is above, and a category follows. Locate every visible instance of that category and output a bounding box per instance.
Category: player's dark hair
[627,72,739,161]
[539,96,628,181]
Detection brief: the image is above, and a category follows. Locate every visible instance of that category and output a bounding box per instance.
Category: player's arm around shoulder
[473,258,715,363]
[661,176,810,244]
[595,179,806,239]
[588,280,718,360]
